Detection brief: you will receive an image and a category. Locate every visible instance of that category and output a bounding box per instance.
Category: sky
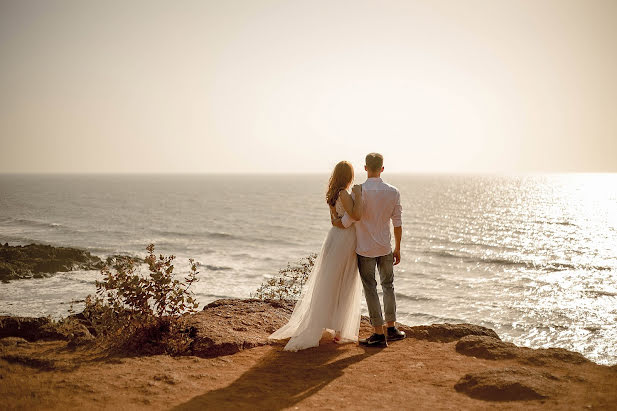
[1,0,616,174]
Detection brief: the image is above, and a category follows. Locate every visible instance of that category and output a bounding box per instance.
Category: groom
[333,152,405,347]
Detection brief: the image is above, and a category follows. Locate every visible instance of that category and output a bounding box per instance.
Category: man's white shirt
[341,177,402,257]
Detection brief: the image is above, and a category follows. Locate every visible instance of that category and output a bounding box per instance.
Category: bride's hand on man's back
[352,184,362,194]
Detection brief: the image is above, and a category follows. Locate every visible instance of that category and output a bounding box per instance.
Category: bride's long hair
[326,161,354,207]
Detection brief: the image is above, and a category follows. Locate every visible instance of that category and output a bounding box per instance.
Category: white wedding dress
[268,195,362,351]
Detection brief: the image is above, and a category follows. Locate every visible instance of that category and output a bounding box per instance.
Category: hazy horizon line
[1,171,616,177]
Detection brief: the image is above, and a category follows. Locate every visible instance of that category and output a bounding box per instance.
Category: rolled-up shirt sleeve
[391,190,402,227]
[341,212,355,228]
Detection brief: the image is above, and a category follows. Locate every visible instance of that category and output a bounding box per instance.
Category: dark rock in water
[455,335,589,365]
[34,259,73,273]
[0,316,66,341]
[0,243,104,282]
[0,261,18,280]
[105,254,144,269]
[399,323,500,342]
[454,367,559,401]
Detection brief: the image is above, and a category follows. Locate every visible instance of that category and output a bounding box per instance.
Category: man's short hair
[365,153,384,172]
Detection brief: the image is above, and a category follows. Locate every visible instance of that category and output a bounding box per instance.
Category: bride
[268,161,363,351]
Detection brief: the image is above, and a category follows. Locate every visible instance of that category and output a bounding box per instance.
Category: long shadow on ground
[173,342,380,410]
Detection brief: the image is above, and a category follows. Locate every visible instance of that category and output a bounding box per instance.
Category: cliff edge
[1,298,616,410]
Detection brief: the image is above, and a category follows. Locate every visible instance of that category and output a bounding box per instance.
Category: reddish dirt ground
[2,328,616,410]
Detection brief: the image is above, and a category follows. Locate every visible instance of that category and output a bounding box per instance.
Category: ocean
[0,173,616,365]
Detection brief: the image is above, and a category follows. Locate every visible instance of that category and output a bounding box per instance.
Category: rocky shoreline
[1,298,616,409]
[0,242,143,282]
[0,243,103,282]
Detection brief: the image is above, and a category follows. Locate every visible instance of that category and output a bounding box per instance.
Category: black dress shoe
[359,333,388,347]
[386,326,406,341]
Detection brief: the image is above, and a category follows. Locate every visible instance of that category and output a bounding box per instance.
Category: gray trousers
[357,252,396,327]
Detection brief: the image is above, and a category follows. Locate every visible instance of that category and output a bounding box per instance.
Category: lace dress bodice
[335,194,347,218]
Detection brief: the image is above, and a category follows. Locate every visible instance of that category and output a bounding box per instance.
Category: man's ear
[381,167,384,172]
[364,165,368,172]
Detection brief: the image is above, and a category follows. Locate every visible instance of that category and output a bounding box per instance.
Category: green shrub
[83,244,199,354]
[252,253,317,301]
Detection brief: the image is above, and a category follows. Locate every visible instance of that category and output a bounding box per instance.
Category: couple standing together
[269,152,405,351]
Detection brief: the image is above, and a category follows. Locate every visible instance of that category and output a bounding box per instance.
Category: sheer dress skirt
[268,224,362,351]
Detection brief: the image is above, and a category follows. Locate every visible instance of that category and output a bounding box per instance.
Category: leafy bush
[82,244,199,354]
[252,253,317,301]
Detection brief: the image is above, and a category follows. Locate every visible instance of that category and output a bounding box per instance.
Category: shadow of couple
[173,341,380,410]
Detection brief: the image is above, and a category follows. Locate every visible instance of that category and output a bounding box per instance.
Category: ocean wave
[4,218,64,229]
[86,228,131,236]
[0,235,49,245]
[584,326,602,332]
[423,249,467,259]
[194,292,234,300]
[149,229,300,247]
[445,240,519,252]
[231,253,275,261]
[395,293,433,302]
[245,235,302,246]
[423,250,529,267]
[208,232,235,239]
[482,257,532,267]
[422,249,614,273]
[59,277,98,285]
[0,219,113,240]
[585,290,617,298]
[404,312,467,324]
[231,252,253,259]
[534,220,577,227]
[544,262,614,272]
[199,264,232,271]
[150,229,236,240]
